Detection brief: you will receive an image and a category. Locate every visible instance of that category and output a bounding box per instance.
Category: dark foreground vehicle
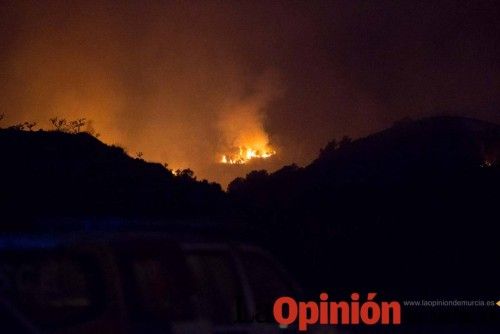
[0,232,312,334]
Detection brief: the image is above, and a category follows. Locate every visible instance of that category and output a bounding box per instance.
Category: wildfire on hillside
[220,145,276,164]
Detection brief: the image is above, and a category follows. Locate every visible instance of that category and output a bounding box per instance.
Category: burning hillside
[221,145,276,164]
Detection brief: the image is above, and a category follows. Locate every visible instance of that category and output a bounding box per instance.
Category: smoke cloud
[2,1,500,186]
[217,71,282,164]
[0,1,285,185]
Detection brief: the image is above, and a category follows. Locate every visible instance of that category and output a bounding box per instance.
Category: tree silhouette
[319,138,337,158]
[24,122,37,131]
[69,118,86,133]
[50,117,69,131]
[338,135,352,148]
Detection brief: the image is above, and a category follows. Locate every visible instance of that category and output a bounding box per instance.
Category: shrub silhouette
[84,120,100,138]
[175,168,195,180]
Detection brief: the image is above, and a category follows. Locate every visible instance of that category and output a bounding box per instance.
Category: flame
[220,145,276,164]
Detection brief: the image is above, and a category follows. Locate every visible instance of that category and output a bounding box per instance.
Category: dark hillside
[0,129,227,225]
[228,116,500,308]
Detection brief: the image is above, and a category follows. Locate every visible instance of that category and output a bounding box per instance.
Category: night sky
[1,0,499,186]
